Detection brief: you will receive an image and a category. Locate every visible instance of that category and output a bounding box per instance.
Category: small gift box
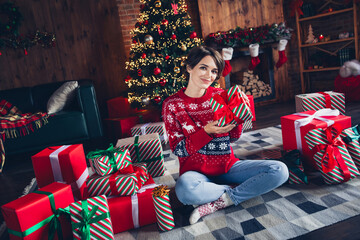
[107,177,158,234]
[1,182,74,240]
[295,91,345,115]
[86,171,141,197]
[131,122,169,145]
[261,149,308,184]
[115,133,165,177]
[210,85,253,127]
[305,123,360,184]
[87,144,133,176]
[31,144,89,200]
[281,109,351,169]
[70,195,114,240]
[341,124,360,168]
[133,162,149,186]
[152,185,175,231]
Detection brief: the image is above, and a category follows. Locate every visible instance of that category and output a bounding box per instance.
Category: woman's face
[187,55,218,92]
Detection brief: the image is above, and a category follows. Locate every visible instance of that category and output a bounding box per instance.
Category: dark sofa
[0,79,103,156]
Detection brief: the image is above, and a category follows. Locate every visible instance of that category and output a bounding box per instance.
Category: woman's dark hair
[184,46,225,80]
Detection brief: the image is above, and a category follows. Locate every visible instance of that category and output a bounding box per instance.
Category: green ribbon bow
[7,190,70,239]
[133,135,164,163]
[342,125,360,145]
[72,200,109,240]
[279,149,308,184]
[87,144,122,172]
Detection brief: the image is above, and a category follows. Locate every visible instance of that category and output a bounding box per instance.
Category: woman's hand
[204,121,236,135]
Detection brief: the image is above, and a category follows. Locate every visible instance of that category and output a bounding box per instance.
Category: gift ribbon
[212,91,243,125]
[140,123,151,135]
[131,183,158,228]
[314,123,350,182]
[86,144,123,172]
[72,200,110,240]
[318,92,332,108]
[108,170,139,196]
[133,135,164,163]
[342,124,360,144]
[293,109,339,153]
[7,191,70,239]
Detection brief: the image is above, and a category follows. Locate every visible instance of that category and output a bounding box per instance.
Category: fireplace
[224,47,276,103]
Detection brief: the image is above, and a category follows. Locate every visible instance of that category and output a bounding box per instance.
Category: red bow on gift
[314,123,350,182]
[213,90,244,125]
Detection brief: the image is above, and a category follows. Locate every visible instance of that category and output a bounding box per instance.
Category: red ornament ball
[171,34,177,40]
[161,19,169,25]
[190,32,197,39]
[154,67,161,75]
[154,96,162,103]
[137,69,142,76]
[142,53,146,59]
[159,78,167,86]
[144,20,149,25]
[125,75,131,82]
[165,55,170,60]
[132,39,137,43]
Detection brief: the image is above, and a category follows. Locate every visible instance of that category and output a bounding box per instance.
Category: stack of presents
[1,119,174,238]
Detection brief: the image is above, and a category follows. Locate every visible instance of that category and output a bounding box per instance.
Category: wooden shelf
[300,37,355,47]
[298,8,353,22]
[303,67,341,73]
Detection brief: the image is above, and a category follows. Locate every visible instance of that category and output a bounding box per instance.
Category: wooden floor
[1,100,360,240]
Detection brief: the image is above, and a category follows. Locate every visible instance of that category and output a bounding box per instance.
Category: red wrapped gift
[107,177,158,234]
[281,109,351,169]
[247,95,256,121]
[104,116,139,139]
[107,97,133,118]
[31,144,89,200]
[1,182,74,240]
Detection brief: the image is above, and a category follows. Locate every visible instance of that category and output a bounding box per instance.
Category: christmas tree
[125,0,202,109]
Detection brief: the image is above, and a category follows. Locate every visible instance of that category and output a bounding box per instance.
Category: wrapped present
[115,133,165,177]
[247,95,256,121]
[32,144,89,200]
[242,119,253,132]
[104,116,139,140]
[86,170,141,197]
[295,91,345,115]
[87,145,133,176]
[1,182,73,240]
[133,162,150,186]
[107,177,158,233]
[152,185,175,231]
[210,85,253,127]
[261,149,308,184]
[281,109,351,169]
[305,123,360,184]
[341,124,360,168]
[107,97,133,118]
[70,195,114,240]
[131,122,169,145]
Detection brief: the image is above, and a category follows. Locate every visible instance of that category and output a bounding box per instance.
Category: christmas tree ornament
[171,3,178,14]
[159,78,167,86]
[248,43,260,70]
[151,52,156,57]
[157,25,164,36]
[181,44,187,51]
[125,75,132,82]
[144,20,149,25]
[276,39,288,69]
[190,32,197,39]
[154,67,161,75]
[155,0,162,8]
[174,66,181,73]
[171,34,177,40]
[142,53,146,59]
[142,76,149,83]
[137,69,142,76]
[154,96,162,103]
[141,96,150,105]
[144,35,154,44]
[161,19,169,25]
[165,55,170,60]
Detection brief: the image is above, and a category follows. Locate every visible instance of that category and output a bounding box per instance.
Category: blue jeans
[175,160,289,205]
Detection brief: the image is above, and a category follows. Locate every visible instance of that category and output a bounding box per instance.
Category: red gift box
[31,144,89,200]
[281,109,351,169]
[107,177,157,234]
[107,97,133,118]
[247,95,256,121]
[104,116,139,139]
[1,182,74,240]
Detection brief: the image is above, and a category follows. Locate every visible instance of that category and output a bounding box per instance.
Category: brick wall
[116,0,202,58]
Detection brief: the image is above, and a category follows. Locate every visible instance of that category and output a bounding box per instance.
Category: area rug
[2,126,360,240]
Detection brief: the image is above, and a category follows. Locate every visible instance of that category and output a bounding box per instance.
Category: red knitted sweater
[162,87,243,176]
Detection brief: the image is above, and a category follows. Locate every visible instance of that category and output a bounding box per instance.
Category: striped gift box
[133,162,149,186]
[115,133,165,177]
[86,172,140,197]
[131,122,168,145]
[305,125,360,184]
[295,91,345,115]
[88,148,132,176]
[341,125,360,169]
[210,85,253,127]
[70,195,114,240]
[242,119,253,132]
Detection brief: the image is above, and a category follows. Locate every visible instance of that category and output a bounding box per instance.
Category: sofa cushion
[47,81,79,114]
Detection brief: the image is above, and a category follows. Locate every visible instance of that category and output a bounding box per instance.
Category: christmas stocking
[222,47,233,77]
[276,39,288,68]
[248,44,260,70]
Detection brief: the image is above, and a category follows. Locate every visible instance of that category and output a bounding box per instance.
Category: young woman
[162,46,289,224]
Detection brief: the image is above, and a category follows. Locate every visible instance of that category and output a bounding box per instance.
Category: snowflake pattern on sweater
[162,87,243,176]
